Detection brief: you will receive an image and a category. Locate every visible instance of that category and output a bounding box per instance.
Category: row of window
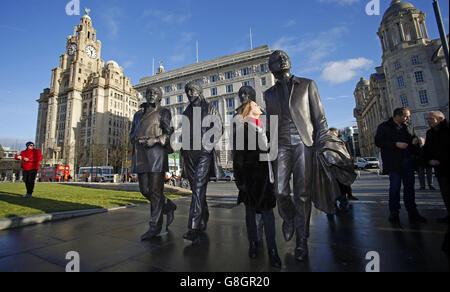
[163,79,267,106]
[174,98,234,116]
[399,90,430,108]
[396,71,424,88]
[393,55,421,71]
[163,64,268,93]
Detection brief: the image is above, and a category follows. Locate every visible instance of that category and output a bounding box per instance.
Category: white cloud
[321,58,373,84]
[101,7,121,38]
[272,26,348,64]
[143,10,191,25]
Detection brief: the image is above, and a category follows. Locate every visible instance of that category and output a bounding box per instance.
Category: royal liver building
[35,12,139,175]
[354,0,449,157]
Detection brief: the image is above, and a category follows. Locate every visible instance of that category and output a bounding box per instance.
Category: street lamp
[433,0,450,70]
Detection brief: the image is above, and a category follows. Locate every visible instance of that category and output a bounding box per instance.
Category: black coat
[375,118,418,174]
[424,120,449,178]
[233,116,276,212]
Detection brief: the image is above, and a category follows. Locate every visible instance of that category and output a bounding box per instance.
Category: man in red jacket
[15,142,43,198]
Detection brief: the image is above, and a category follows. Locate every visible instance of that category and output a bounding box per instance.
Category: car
[364,157,380,169]
[224,172,235,181]
[354,158,368,169]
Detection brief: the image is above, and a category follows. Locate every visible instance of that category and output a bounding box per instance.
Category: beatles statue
[130,86,177,241]
[264,50,356,261]
[181,81,223,244]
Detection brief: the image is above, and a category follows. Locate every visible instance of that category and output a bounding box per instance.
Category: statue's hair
[185,81,204,99]
[238,86,256,103]
[268,50,291,73]
[145,86,163,98]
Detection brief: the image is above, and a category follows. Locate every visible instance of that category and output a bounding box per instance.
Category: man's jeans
[389,157,418,215]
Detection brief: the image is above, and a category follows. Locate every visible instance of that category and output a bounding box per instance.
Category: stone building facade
[354,0,449,157]
[36,13,139,175]
[134,45,275,169]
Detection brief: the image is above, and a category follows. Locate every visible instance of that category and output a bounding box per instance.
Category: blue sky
[0,0,448,149]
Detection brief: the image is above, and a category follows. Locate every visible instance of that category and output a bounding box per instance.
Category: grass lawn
[0,183,183,219]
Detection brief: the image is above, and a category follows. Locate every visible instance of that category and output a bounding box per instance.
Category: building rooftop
[136,45,272,87]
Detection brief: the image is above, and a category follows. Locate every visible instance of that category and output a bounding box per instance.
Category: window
[227,98,235,109]
[226,72,233,79]
[260,64,266,72]
[177,83,183,90]
[178,95,183,103]
[242,81,250,87]
[261,77,267,86]
[411,55,420,65]
[212,101,219,110]
[165,86,172,93]
[166,97,170,105]
[419,90,429,104]
[195,79,201,84]
[210,75,218,83]
[178,107,184,115]
[242,68,250,76]
[414,71,424,83]
[394,62,401,70]
[397,76,405,88]
[400,95,409,107]
[226,84,234,93]
[211,88,218,96]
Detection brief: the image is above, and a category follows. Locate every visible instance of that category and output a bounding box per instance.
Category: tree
[0,144,4,160]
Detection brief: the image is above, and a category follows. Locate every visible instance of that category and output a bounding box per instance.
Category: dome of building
[382,0,418,22]
[357,77,370,88]
[106,60,120,69]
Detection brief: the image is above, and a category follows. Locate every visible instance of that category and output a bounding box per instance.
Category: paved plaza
[0,172,448,272]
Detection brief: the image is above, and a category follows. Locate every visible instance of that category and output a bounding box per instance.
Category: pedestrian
[375,108,427,224]
[424,111,449,224]
[233,89,281,268]
[14,142,43,198]
[415,137,435,190]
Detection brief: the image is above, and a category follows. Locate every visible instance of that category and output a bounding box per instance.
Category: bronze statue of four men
[130,50,356,267]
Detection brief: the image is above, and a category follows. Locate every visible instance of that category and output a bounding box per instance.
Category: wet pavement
[0,172,448,272]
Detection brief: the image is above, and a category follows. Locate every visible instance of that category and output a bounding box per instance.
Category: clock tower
[36,10,139,176]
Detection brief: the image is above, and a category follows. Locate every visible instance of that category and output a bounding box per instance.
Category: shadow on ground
[0,191,102,218]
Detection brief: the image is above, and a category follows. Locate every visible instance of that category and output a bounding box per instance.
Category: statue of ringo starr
[181,81,223,244]
[264,50,329,261]
[130,86,177,241]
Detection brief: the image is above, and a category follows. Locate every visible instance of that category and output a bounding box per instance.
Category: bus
[39,165,70,182]
[78,166,114,183]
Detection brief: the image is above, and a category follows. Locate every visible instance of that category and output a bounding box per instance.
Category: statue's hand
[144,138,158,148]
[138,137,149,146]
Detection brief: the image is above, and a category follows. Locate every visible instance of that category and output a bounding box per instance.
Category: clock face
[85,45,97,59]
[68,43,77,56]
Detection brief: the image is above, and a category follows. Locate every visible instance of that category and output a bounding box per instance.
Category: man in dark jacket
[375,108,426,224]
[424,111,449,224]
[130,86,177,241]
[181,81,223,244]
